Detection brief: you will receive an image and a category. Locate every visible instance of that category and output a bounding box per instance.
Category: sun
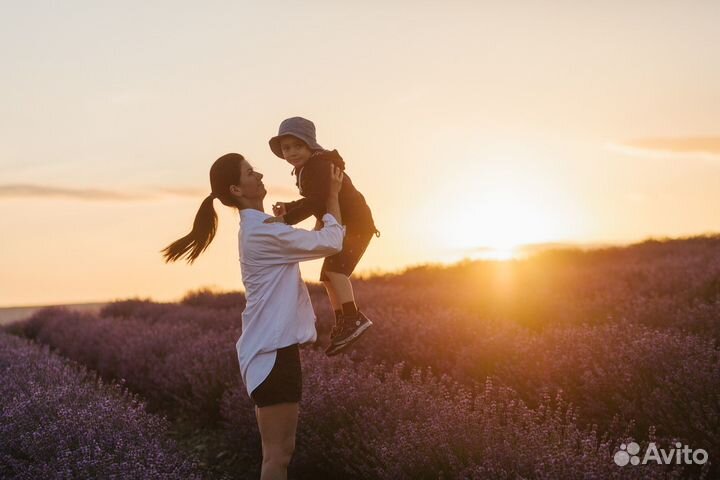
[474,246,518,261]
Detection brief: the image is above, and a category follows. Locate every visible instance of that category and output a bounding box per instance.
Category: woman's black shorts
[319,229,375,281]
[250,344,302,408]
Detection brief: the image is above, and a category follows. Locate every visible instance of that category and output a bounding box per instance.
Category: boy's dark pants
[319,229,375,281]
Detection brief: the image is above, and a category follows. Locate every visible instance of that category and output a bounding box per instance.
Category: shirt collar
[239,208,271,223]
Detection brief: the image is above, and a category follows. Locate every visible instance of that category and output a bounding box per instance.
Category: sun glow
[431,182,561,259]
[473,246,518,261]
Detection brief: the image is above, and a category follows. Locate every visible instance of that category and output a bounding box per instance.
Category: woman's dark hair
[161,153,244,264]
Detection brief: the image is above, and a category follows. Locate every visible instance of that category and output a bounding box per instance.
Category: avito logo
[614,442,708,467]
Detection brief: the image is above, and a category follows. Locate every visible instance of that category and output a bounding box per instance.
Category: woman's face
[279,135,312,169]
[237,159,265,199]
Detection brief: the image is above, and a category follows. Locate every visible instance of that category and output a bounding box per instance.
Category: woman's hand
[329,164,344,196]
[325,165,343,224]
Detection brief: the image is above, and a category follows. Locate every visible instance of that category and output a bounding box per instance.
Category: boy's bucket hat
[269,117,324,158]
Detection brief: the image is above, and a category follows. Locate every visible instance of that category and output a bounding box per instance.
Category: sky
[1,0,719,307]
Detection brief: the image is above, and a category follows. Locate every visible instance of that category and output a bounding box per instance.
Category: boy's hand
[272,202,287,217]
[264,215,286,224]
[313,218,325,231]
[329,164,344,196]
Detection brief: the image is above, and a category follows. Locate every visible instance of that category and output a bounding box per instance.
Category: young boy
[266,116,379,356]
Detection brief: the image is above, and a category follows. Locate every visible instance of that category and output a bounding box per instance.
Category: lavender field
[3,235,719,479]
[0,333,201,479]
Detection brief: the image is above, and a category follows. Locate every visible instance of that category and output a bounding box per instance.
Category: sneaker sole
[325,320,373,356]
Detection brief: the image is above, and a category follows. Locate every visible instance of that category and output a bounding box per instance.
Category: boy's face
[279,135,312,169]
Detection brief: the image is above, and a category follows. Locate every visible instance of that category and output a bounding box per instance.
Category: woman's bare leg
[255,402,299,480]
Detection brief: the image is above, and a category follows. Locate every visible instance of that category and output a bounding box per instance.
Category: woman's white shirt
[235,209,345,396]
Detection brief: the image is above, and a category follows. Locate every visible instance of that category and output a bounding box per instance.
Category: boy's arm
[283,160,333,224]
[282,198,316,225]
[284,199,302,211]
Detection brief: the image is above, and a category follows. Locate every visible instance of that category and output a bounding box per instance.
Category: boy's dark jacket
[283,149,377,234]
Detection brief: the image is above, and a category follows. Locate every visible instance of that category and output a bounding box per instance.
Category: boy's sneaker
[325,311,373,356]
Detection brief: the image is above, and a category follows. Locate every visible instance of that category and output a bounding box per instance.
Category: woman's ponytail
[161,153,243,265]
[161,194,218,264]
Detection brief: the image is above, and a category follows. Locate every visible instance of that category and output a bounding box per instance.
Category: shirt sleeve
[253,213,345,265]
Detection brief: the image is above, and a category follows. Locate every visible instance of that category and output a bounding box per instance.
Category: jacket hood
[313,149,345,170]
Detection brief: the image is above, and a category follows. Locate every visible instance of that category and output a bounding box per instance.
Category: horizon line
[4,232,719,310]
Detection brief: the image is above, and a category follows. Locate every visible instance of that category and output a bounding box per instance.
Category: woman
[161,153,344,480]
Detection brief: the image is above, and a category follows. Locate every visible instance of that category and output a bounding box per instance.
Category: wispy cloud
[0,184,157,201]
[607,137,720,163]
[0,183,296,201]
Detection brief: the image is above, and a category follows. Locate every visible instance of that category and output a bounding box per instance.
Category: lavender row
[220,348,699,479]
[8,295,719,465]
[6,306,716,477]
[0,332,201,480]
[6,307,240,423]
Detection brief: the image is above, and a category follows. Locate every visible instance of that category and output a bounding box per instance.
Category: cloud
[0,183,298,202]
[607,137,720,163]
[0,184,156,201]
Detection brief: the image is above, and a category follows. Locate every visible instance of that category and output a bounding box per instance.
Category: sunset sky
[2,1,719,307]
